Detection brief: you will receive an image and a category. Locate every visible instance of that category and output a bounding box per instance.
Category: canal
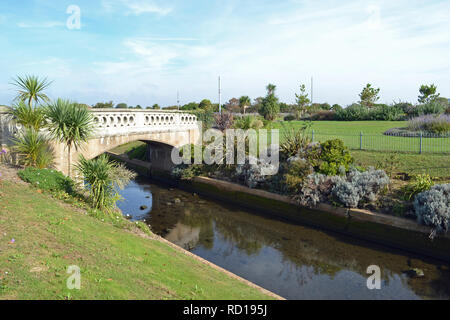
[117,176,450,300]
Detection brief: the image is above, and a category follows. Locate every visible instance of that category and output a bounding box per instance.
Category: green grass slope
[0,181,273,300]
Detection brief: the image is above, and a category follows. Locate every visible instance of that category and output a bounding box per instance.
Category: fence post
[360,131,363,150]
[312,129,314,142]
[419,131,423,154]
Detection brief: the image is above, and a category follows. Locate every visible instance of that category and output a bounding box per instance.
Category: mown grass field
[0,180,274,300]
[271,121,450,154]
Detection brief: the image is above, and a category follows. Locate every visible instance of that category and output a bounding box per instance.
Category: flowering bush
[407,114,450,134]
[413,184,450,234]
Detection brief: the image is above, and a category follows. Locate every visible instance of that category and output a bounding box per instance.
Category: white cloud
[17,21,64,28]
[102,0,172,16]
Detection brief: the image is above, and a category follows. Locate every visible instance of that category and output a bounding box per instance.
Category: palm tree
[239,96,251,114]
[7,101,46,130]
[75,154,136,210]
[266,84,276,95]
[11,75,52,107]
[45,99,95,176]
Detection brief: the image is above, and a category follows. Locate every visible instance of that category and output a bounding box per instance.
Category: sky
[0,0,449,107]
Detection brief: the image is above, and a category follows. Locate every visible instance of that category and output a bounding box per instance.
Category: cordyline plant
[45,99,95,176]
[11,75,52,107]
[75,154,136,210]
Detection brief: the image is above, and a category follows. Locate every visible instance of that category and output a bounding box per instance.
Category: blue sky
[0,0,449,107]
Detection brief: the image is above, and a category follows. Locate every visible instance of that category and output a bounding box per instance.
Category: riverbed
[117,177,450,300]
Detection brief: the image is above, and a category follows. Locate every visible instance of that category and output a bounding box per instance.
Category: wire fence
[308,130,450,154]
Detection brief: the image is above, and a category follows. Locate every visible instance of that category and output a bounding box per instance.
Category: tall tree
[11,75,52,107]
[295,84,310,117]
[266,84,276,95]
[225,98,240,113]
[359,83,380,107]
[418,84,440,104]
[198,99,212,111]
[259,84,280,121]
[45,99,95,176]
[239,96,251,114]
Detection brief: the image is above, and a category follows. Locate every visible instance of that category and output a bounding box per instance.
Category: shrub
[393,102,413,113]
[316,139,353,176]
[332,167,389,208]
[214,112,234,131]
[171,164,204,179]
[284,158,314,193]
[407,114,450,134]
[284,114,295,121]
[368,104,404,121]
[279,123,311,159]
[233,146,279,189]
[11,128,54,168]
[335,104,369,121]
[308,110,336,121]
[335,104,404,121]
[413,184,450,234]
[331,104,343,112]
[294,173,336,206]
[407,102,446,117]
[403,174,434,200]
[18,167,75,194]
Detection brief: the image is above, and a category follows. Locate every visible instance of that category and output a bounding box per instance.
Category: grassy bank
[0,179,274,300]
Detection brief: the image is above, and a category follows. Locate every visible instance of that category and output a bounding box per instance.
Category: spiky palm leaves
[45,99,95,176]
[75,154,136,210]
[11,128,54,168]
[7,101,46,130]
[11,75,52,107]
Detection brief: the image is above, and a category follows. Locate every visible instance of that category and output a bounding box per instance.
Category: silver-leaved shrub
[332,167,389,208]
[413,184,450,234]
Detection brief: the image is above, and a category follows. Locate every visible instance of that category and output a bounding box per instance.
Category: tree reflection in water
[118,178,450,300]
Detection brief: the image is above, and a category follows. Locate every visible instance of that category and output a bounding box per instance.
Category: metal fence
[309,130,450,154]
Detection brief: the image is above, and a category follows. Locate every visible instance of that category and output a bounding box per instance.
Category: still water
[117,177,450,300]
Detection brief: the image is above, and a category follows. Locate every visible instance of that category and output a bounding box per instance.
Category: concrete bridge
[0,107,200,176]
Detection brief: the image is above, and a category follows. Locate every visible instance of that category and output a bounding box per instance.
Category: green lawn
[271,121,449,154]
[352,150,450,180]
[110,141,145,155]
[0,181,274,300]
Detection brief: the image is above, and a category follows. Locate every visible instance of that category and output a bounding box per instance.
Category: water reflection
[117,177,450,300]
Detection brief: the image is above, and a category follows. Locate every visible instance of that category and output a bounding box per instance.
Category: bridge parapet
[90,109,198,137]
